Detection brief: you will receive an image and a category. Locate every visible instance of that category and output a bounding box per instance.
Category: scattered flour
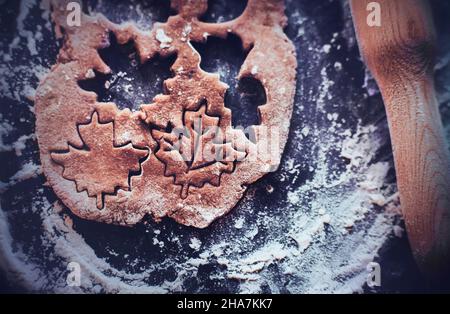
[0,0,448,294]
[322,44,332,54]
[155,29,172,49]
[0,162,42,193]
[189,237,202,251]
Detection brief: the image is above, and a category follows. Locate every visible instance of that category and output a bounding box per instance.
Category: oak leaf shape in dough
[51,112,148,209]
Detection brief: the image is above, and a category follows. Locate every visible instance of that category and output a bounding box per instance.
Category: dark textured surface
[0,0,449,293]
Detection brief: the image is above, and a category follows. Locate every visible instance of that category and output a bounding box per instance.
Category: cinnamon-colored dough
[35,0,297,228]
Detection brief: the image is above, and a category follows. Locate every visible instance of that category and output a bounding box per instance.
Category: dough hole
[191,34,266,130]
[200,0,247,23]
[78,32,176,111]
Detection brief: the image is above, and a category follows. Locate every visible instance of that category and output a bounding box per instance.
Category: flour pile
[1,0,449,293]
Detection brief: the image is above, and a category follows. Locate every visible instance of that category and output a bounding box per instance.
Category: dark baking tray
[1,0,449,293]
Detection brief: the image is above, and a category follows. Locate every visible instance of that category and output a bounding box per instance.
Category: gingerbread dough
[35,0,297,228]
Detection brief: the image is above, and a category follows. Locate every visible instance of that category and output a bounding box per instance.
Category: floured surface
[35,0,297,228]
[1,0,450,293]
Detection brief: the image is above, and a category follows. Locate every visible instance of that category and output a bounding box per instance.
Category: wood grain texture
[350,0,450,277]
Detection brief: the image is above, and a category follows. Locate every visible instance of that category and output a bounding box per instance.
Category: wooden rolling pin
[350,0,450,279]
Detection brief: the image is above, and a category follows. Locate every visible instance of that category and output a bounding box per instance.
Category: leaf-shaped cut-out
[51,112,148,209]
[35,0,296,228]
[151,105,246,199]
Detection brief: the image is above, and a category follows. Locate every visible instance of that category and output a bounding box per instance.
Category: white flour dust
[0,0,449,293]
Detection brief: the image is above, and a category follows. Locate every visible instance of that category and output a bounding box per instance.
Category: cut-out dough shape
[51,112,148,209]
[35,0,297,228]
[152,104,246,199]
